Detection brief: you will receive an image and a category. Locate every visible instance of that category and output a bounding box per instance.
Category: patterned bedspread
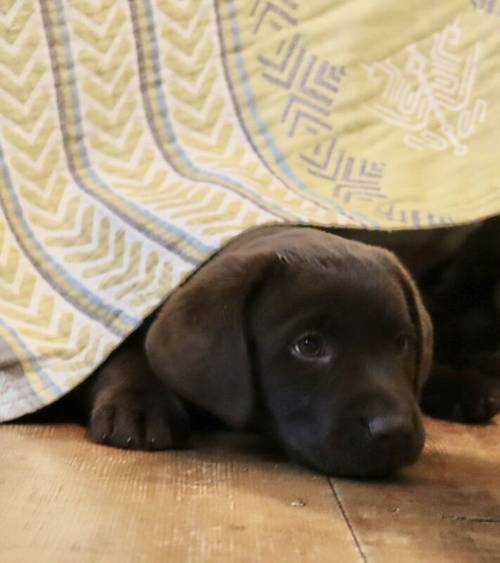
[1,0,499,420]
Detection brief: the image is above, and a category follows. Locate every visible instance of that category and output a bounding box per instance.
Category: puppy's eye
[292,333,326,359]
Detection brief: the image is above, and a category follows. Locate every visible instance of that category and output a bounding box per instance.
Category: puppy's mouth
[278,424,425,479]
[286,442,423,479]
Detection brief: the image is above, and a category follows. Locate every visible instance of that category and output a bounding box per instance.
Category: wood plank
[1,417,499,563]
[0,425,361,563]
[332,417,500,563]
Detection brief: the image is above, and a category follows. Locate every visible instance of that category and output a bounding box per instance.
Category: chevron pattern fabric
[1,0,499,420]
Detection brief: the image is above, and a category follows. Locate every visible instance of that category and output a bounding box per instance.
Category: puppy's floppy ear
[145,249,276,429]
[381,250,434,394]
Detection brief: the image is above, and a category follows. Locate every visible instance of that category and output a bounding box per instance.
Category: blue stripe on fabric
[0,142,137,335]
[52,0,215,261]
[0,319,63,397]
[142,0,302,222]
[225,0,378,227]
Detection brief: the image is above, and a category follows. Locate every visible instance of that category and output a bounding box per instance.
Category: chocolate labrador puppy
[331,216,500,424]
[79,225,434,478]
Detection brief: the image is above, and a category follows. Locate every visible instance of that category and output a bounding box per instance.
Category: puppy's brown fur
[83,226,433,477]
[65,220,500,477]
[331,216,500,422]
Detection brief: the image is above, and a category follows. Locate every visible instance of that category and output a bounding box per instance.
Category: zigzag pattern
[0,216,105,381]
[157,1,249,161]
[70,0,280,242]
[301,139,386,203]
[251,0,344,138]
[257,33,345,137]
[251,0,298,33]
[72,2,170,193]
[0,0,496,421]
[0,2,107,376]
[154,0,331,232]
[0,1,186,415]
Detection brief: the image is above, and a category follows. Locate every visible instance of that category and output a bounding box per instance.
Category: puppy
[331,216,500,423]
[82,225,432,478]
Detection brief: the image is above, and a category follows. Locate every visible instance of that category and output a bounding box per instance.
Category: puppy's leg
[83,336,189,450]
[418,217,500,425]
[421,362,499,424]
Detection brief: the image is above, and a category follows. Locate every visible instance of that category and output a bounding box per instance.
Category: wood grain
[0,418,499,563]
[333,418,500,563]
[0,426,359,563]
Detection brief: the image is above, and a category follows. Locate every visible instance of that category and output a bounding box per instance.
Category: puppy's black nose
[366,415,414,444]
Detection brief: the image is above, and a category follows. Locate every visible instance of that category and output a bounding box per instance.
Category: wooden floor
[1,417,499,563]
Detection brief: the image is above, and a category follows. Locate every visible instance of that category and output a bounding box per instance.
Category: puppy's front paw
[421,367,498,424]
[88,390,189,451]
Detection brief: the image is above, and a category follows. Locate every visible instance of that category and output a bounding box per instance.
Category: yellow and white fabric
[1,0,499,420]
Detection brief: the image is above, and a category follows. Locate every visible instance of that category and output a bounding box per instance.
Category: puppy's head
[146,226,432,478]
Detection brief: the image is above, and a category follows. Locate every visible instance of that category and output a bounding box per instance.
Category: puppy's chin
[288,443,424,479]
[278,428,426,479]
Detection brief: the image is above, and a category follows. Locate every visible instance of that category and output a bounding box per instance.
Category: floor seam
[328,478,368,563]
